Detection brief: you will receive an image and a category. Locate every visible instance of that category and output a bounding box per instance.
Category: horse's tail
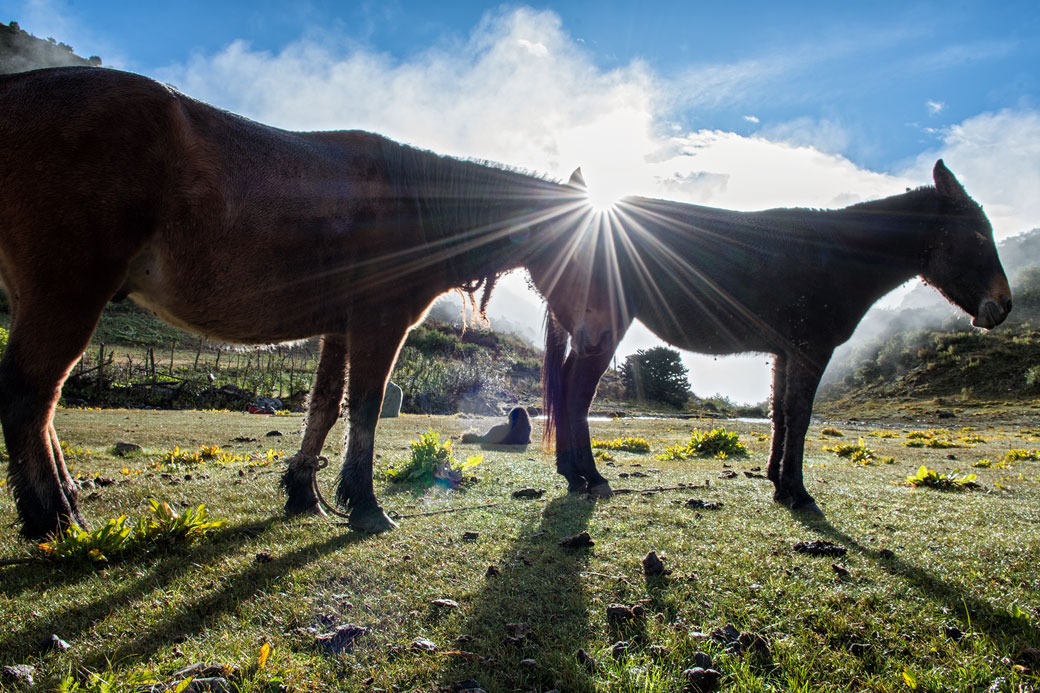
[541,308,568,453]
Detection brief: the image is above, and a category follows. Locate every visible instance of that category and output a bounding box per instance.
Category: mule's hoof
[567,480,589,494]
[791,500,825,517]
[285,503,326,518]
[349,506,398,533]
[587,481,614,499]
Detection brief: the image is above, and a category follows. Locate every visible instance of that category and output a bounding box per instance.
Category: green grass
[2,411,1040,691]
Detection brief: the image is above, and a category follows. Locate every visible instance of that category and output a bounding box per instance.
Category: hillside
[0,20,100,73]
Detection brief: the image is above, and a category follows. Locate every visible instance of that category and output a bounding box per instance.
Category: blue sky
[12,0,1040,402]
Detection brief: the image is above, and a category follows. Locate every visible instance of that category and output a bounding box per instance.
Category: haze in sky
[12,0,1040,403]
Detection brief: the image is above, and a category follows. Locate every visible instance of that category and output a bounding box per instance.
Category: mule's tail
[541,308,568,452]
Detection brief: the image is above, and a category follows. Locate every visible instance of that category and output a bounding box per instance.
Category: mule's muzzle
[972,294,1012,329]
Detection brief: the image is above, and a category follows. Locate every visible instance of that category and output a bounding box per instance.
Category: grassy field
[2,410,1040,691]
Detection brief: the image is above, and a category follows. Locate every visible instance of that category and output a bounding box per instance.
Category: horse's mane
[379,141,558,322]
[541,308,569,452]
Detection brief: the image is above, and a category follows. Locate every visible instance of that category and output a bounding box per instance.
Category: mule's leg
[281,334,348,516]
[336,325,406,533]
[562,349,613,497]
[553,353,591,493]
[0,297,107,538]
[778,353,828,515]
[767,353,790,505]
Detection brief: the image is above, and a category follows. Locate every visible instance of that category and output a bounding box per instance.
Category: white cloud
[904,108,1040,238]
[150,7,1037,403]
[743,114,760,124]
[926,99,945,115]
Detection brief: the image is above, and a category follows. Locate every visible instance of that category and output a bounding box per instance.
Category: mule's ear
[933,159,967,200]
[568,167,587,190]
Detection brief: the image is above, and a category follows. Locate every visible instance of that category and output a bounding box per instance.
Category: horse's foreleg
[282,334,348,516]
[767,353,789,504]
[563,349,613,497]
[553,353,589,493]
[0,300,105,539]
[335,325,405,533]
[779,353,827,516]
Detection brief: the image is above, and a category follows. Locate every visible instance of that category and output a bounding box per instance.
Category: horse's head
[527,168,630,357]
[921,160,1011,329]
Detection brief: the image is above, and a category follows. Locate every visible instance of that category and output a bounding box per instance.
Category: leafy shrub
[657,428,747,460]
[38,500,225,562]
[820,427,844,437]
[902,465,978,490]
[0,325,7,354]
[591,437,651,453]
[382,429,482,488]
[902,429,958,449]
[1004,448,1040,463]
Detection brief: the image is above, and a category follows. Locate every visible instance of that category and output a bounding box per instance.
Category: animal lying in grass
[461,407,532,446]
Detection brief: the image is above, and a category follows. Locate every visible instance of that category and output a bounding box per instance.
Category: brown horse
[543,161,1011,513]
[0,67,607,539]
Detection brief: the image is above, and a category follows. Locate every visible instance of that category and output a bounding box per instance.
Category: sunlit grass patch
[903,429,959,448]
[591,436,651,453]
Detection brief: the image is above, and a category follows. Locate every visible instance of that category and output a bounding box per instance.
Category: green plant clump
[38,500,225,563]
[824,439,894,466]
[902,465,979,490]
[382,429,482,487]
[657,427,747,460]
[591,436,651,453]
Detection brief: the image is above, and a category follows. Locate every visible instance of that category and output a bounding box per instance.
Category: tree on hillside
[621,346,690,408]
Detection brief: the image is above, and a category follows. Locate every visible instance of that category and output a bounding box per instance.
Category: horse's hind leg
[767,353,789,505]
[0,294,109,539]
[336,322,408,533]
[281,334,348,516]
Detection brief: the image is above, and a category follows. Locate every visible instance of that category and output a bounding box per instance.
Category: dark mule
[0,67,596,539]
[543,161,1011,512]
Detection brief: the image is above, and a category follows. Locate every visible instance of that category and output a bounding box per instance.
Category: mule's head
[921,160,1011,329]
[526,168,630,356]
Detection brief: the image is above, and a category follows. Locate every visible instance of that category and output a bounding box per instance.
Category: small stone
[265,430,283,437]
[606,604,636,622]
[484,565,500,578]
[519,658,537,666]
[685,499,723,510]
[682,666,722,692]
[576,647,597,671]
[558,531,594,549]
[718,470,738,479]
[315,624,369,653]
[411,637,437,653]
[40,634,71,652]
[642,550,671,577]
[878,548,895,559]
[112,442,142,456]
[2,665,35,687]
[691,651,713,669]
[649,645,671,659]
[793,540,847,557]
[710,624,740,644]
[743,470,766,479]
[609,641,630,659]
[254,552,273,563]
[512,488,545,499]
[831,563,850,579]
[432,598,460,610]
[462,531,480,541]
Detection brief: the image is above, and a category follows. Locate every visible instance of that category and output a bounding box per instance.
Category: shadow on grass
[794,513,1040,649]
[438,494,598,692]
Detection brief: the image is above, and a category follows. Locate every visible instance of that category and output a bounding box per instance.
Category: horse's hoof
[791,500,825,517]
[587,481,614,498]
[772,491,793,507]
[349,506,398,533]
